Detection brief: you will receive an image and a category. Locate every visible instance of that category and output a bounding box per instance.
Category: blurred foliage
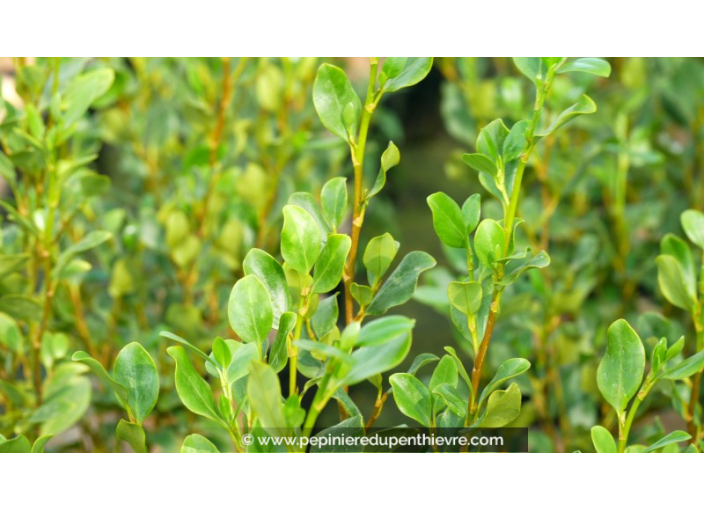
[1,57,704,452]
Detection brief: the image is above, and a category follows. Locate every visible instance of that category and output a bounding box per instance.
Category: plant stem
[289,312,304,397]
[343,58,378,324]
[470,293,500,414]
[618,376,655,452]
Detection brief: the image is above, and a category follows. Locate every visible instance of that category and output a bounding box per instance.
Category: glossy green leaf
[407,353,440,376]
[247,361,286,430]
[350,283,373,307]
[116,419,147,453]
[479,358,531,406]
[661,350,704,380]
[228,274,273,346]
[342,316,415,385]
[281,205,323,274]
[368,142,401,199]
[656,254,697,312]
[321,177,348,231]
[537,94,596,137]
[661,234,697,300]
[481,383,521,428]
[474,219,505,267]
[381,57,433,93]
[443,346,472,395]
[366,251,436,315]
[389,373,431,427]
[432,383,466,418]
[681,209,704,250]
[243,248,291,329]
[363,233,399,282]
[429,355,458,392]
[477,119,510,163]
[313,64,361,140]
[159,331,214,366]
[181,434,220,453]
[448,281,483,316]
[427,192,468,248]
[312,234,351,294]
[643,430,691,453]
[597,319,645,415]
[462,152,497,177]
[269,311,297,373]
[558,58,611,77]
[503,120,529,162]
[513,58,545,84]
[0,435,31,453]
[591,425,617,453]
[167,346,226,428]
[113,342,159,425]
[461,194,481,233]
[71,351,129,404]
[499,251,551,286]
[31,435,53,453]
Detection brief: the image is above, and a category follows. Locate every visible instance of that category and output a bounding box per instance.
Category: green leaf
[681,209,704,250]
[116,419,147,453]
[228,274,273,346]
[342,316,415,385]
[0,254,29,280]
[281,205,323,274]
[661,234,697,300]
[112,343,159,425]
[312,234,351,294]
[407,353,440,376]
[313,64,361,140]
[461,153,497,177]
[503,120,529,162]
[321,177,348,231]
[474,219,505,267]
[247,361,286,430]
[270,311,297,373]
[537,94,597,137]
[366,251,436,315]
[351,283,373,307]
[591,425,617,453]
[432,384,466,418]
[666,337,686,362]
[477,119,510,163]
[597,319,645,415]
[62,68,115,125]
[499,251,551,286]
[656,254,697,312]
[71,351,129,404]
[427,192,468,248]
[181,434,220,453]
[643,430,692,453]
[167,346,226,428]
[243,249,291,330]
[513,58,545,84]
[661,350,704,380]
[389,373,431,427]
[0,435,31,453]
[381,58,433,93]
[287,192,329,237]
[53,230,112,277]
[480,383,521,428]
[159,331,214,366]
[368,142,401,199]
[225,341,260,384]
[479,358,531,406]
[31,435,53,453]
[443,346,472,395]
[448,281,483,316]
[429,355,459,392]
[363,233,399,282]
[461,194,481,233]
[30,365,91,436]
[558,58,611,78]
[311,294,339,338]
